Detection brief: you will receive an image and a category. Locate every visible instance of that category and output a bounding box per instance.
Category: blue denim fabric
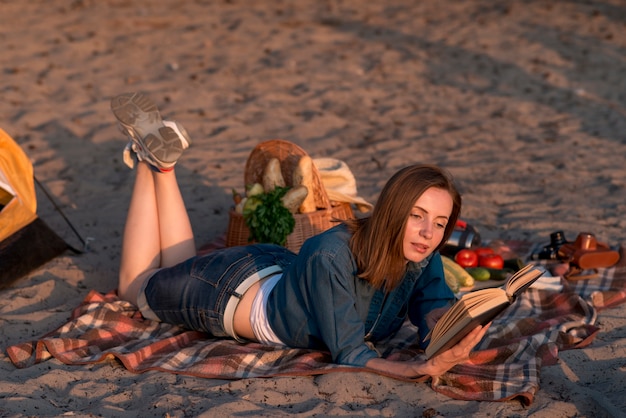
[143,244,295,337]
[267,224,455,367]
[143,224,454,367]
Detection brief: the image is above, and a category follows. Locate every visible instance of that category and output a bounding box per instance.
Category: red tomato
[478,253,504,269]
[454,249,478,268]
[473,247,494,258]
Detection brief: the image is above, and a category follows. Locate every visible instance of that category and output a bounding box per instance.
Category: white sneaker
[122,120,192,170]
[111,92,189,171]
[163,120,191,149]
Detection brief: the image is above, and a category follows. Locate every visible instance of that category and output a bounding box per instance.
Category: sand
[1,0,626,416]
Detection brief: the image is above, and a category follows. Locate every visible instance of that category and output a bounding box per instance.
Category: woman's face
[403,187,453,263]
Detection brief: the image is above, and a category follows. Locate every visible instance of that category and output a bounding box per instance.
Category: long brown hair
[345,164,461,291]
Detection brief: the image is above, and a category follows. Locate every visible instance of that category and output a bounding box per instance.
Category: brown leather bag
[557,232,620,270]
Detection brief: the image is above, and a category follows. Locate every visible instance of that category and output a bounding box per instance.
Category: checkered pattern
[7,245,625,405]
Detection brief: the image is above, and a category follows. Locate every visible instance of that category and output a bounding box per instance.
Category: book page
[425,264,544,359]
[424,288,509,358]
[505,264,544,297]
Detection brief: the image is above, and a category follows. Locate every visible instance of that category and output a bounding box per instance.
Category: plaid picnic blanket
[6,245,626,405]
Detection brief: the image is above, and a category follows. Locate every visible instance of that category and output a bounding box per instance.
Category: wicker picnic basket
[226,139,354,253]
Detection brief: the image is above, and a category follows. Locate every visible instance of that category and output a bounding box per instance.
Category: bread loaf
[292,155,317,213]
[281,185,309,214]
[262,158,286,192]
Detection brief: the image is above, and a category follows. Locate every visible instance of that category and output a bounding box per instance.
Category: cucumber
[484,267,515,281]
[466,267,491,281]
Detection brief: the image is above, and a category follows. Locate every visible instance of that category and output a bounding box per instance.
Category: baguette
[292,155,317,213]
[281,185,309,214]
[263,158,286,192]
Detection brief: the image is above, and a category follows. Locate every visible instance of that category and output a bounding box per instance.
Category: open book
[424,264,545,359]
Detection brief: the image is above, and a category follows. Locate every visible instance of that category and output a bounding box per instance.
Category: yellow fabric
[0,128,37,241]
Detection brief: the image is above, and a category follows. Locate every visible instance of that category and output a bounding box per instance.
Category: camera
[531,231,620,270]
[530,230,568,261]
[557,232,620,270]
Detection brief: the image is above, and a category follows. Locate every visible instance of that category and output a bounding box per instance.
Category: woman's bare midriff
[232,280,262,341]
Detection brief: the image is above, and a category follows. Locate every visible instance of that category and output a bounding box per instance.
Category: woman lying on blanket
[111,92,488,379]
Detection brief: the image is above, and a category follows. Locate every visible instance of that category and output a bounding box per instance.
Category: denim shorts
[137,243,296,339]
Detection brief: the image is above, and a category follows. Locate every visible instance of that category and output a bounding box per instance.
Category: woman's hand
[365,323,490,379]
[419,323,490,377]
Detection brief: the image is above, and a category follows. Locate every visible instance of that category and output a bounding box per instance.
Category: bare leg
[153,164,196,267]
[118,162,196,304]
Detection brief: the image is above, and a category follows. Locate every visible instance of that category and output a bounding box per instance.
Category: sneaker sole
[163,120,192,149]
[110,92,183,166]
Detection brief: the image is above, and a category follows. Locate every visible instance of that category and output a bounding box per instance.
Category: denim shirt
[266,224,454,367]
